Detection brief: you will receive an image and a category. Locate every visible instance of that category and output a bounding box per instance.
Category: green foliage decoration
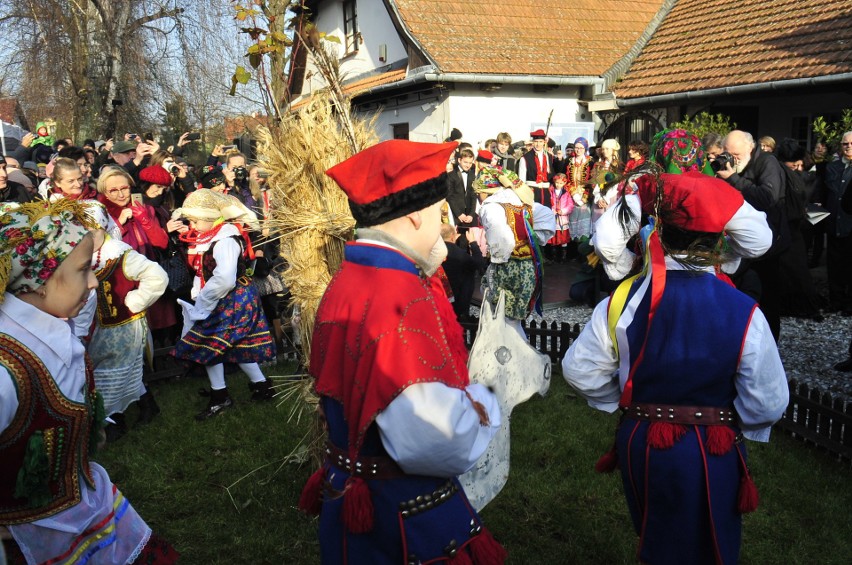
[669,111,737,139]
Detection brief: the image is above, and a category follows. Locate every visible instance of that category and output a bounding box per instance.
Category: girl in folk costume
[590,138,624,234]
[566,137,594,240]
[85,202,168,440]
[171,189,276,420]
[0,199,178,564]
[96,166,176,334]
[563,172,787,565]
[547,173,574,263]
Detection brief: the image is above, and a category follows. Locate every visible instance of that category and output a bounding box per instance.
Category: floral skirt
[483,258,538,320]
[173,280,276,365]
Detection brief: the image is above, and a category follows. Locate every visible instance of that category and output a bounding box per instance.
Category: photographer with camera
[716,129,790,340]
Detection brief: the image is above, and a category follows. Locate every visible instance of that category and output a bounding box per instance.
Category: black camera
[711,152,735,173]
[233,166,247,182]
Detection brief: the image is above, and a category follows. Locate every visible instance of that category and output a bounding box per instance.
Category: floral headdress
[0,199,97,301]
[650,129,715,176]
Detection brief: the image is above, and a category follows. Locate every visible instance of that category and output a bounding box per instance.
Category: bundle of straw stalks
[255,91,377,367]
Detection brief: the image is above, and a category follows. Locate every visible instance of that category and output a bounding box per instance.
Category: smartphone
[221,144,237,151]
[131,193,143,205]
[186,132,201,141]
[128,133,139,140]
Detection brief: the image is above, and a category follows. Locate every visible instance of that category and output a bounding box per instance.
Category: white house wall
[308,0,407,93]
[446,85,593,149]
[359,98,449,143]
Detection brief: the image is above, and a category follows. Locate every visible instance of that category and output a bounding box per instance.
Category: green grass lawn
[96,363,852,564]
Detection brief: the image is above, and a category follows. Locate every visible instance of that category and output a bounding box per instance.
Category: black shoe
[105,413,128,442]
[249,379,275,401]
[196,389,234,420]
[833,358,852,372]
[137,392,161,425]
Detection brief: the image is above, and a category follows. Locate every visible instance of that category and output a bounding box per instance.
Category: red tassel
[594,446,618,473]
[341,477,374,534]
[705,426,736,456]
[298,467,327,516]
[469,528,508,565]
[449,550,474,565]
[647,422,686,450]
[737,471,759,513]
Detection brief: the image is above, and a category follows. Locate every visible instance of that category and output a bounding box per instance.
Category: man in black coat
[0,155,34,204]
[718,130,789,340]
[441,224,488,321]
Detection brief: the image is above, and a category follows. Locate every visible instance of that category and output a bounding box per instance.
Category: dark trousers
[826,233,852,311]
[752,256,782,342]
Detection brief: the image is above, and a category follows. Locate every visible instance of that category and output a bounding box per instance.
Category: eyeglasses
[841,142,852,147]
[106,186,131,196]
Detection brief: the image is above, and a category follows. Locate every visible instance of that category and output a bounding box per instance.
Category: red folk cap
[326,139,457,226]
[530,129,547,139]
[638,172,744,233]
[476,150,494,163]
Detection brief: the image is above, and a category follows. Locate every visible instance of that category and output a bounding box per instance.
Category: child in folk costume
[84,202,168,439]
[171,189,276,420]
[0,199,178,564]
[562,172,788,565]
[547,173,574,263]
[566,137,594,240]
[475,165,555,334]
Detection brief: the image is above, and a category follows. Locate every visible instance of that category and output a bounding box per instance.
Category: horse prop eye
[494,346,512,365]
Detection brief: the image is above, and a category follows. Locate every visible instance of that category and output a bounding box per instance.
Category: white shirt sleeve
[723,201,773,259]
[189,237,239,321]
[734,307,789,442]
[562,299,622,413]
[517,156,528,181]
[592,194,641,281]
[122,250,168,314]
[376,382,501,477]
[0,367,18,433]
[531,202,556,244]
[479,202,515,264]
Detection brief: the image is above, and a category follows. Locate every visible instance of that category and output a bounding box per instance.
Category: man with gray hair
[717,129,789,340]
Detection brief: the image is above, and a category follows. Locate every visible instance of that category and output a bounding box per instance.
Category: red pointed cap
[326,139,457,226]
[530,129,547,139]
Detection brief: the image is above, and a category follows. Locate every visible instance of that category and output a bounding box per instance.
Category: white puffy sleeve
[122,250,168,314]
[478,202,515,264]
[592,194,641,281]
[734,307,789,442]
[376,382,501,477]
[562,299,622,413]
[531,202,556,244]
[723,201,773,259]
[0,367,18,433]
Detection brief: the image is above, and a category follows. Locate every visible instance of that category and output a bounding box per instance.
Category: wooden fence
[776,379,852,464]
[459,319,581,363]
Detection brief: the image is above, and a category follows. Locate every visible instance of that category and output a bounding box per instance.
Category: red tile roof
[290,68,407,110]
[393,0,667,76]
[614,0,852,100]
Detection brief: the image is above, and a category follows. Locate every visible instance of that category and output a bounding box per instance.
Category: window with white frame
[343,0,359,54]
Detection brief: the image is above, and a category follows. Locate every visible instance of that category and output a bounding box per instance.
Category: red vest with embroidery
[500,202,535,259]
[95,253,144,327]
[0,336,97,525]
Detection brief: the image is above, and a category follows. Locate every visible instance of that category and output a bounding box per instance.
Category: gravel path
[519,303,852,401]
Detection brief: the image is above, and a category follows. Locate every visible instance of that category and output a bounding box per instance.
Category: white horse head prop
[459,290,551,511]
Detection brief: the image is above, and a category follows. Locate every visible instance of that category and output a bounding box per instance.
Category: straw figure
[255,90,377,367]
